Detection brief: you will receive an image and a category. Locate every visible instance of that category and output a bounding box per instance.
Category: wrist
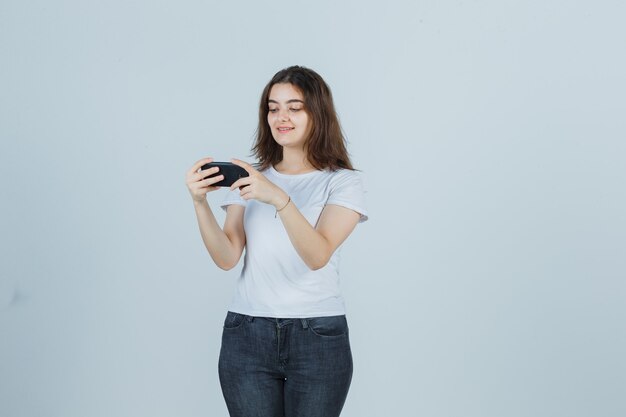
[274,195,291,218]
[272,192,289,210]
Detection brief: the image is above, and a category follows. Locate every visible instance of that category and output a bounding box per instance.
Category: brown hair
[251,65,354,171]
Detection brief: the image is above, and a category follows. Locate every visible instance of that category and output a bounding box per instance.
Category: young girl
[185,65,368,417]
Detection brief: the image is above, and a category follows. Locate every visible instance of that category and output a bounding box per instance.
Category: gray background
[1,1,624,416]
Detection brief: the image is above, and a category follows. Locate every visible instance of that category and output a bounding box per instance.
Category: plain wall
[1,1,625,416]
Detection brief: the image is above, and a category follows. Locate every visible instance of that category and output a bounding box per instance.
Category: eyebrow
[268,99,304,104]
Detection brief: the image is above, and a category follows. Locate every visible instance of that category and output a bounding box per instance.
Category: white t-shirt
[220,165,368,318]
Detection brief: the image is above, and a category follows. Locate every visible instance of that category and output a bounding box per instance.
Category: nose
[277,108,290,121]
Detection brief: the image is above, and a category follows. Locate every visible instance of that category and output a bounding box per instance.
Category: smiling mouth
[278,127,294,132]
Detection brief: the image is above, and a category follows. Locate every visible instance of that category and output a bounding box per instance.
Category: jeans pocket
[223,311,246,330]
[307,315,349,338]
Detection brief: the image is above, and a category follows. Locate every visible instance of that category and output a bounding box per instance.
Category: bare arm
[193,201,246,270]
[229,159,361,271]
[277,200,361,270]
[186,157,246,270]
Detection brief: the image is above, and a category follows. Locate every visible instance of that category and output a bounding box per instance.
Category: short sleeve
[220,187,247,212]
[326,170,369,223]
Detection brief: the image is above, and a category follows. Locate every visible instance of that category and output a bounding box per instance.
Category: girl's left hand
[230,159,289,209]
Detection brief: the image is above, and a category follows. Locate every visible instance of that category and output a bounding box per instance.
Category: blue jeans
[218,311,353,417]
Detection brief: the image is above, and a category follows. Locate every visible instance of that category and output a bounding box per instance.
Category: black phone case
[200,162,249,187]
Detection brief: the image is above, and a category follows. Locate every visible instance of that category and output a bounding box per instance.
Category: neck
[275,147,315,174]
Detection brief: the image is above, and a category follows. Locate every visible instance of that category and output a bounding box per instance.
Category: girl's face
[267,83,311,150]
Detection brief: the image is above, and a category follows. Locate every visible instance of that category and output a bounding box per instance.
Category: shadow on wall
[0,281,27,311]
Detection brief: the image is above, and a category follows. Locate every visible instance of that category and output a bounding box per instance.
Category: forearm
[193,199,240,270]
[276,198,331,270]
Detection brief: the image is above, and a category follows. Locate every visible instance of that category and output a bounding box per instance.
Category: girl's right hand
[185,157,225,202]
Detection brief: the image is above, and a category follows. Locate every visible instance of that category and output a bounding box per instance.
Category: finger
[187,167,219,184]
[197,166,220,181]
[201,174,225,187]
[187,157,213,176]
[196,185,219,195]
[230,176,252,191]
[230,158,257,175]
[201,186,220,193]
[240,188,253,199]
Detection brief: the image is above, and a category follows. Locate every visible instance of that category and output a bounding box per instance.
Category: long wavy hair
[251,65,354,171]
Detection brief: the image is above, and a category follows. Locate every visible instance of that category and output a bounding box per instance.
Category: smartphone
[200,162,249,187]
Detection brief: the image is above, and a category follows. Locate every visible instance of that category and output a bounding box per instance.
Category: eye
[289,108,302,112]
[268,108,278,113]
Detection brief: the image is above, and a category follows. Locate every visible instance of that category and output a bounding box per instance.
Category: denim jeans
[218,311,353,417]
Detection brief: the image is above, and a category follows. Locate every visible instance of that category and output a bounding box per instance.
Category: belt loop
[300,318,308,329]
